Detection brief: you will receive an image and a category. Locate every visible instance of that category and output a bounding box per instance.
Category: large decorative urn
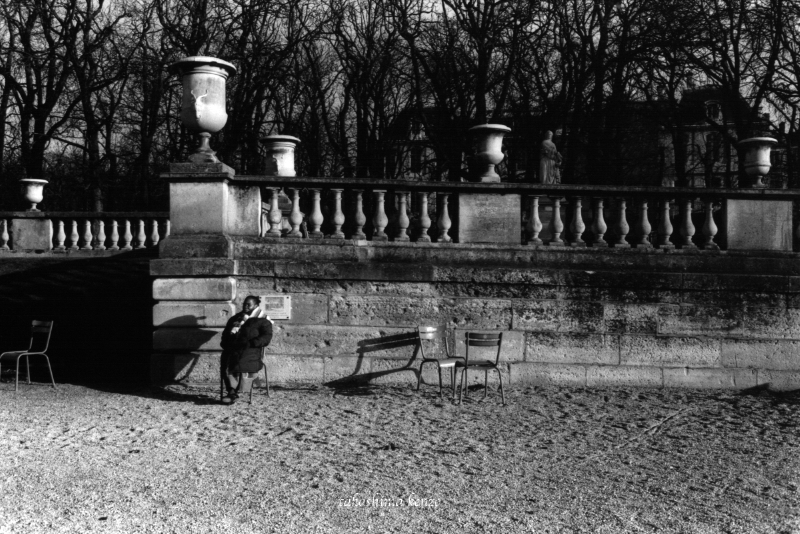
[469,124,511,182]
[20,178,48,211]
[261,135,301,176]
[169,56,237,165]
[738,137,777,188]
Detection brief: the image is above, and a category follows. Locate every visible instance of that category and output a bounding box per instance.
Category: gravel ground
[0,380,798,534]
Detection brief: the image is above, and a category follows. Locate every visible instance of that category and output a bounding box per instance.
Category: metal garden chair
[220,346,270,404]
[415,326,463,397]
[0,320,56,392]
[455,332,506,405]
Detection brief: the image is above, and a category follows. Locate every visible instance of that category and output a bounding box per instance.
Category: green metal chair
[455,332,505,405]
[0,320,56,392]
[415,326,463,397]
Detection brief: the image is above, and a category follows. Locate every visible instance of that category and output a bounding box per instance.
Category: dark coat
[220,312,273,374]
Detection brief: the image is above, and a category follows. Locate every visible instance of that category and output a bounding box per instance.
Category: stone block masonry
[151,236,800,390]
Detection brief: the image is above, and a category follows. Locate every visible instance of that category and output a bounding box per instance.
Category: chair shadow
[324,331,420,393]
[735,383,800,406]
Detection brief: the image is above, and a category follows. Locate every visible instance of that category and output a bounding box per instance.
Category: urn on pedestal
[20,178,48,211]
[261,135,301,176]
[738,137,777,188]
[469,124,511,182]
[168,56,237,168]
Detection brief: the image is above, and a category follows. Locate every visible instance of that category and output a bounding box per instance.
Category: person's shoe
[227,392,239,405]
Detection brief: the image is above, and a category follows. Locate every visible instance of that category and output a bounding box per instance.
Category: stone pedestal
[456,193,521,244]
[725,199,792,251]
[11,219,53,251]
[167,167,260,236]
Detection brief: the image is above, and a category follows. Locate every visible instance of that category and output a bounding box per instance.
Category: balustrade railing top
[228,175,800,200]
[0,212,170,252]
[201,175,799,251]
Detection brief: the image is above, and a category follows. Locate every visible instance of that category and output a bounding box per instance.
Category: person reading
[220,295,273,404]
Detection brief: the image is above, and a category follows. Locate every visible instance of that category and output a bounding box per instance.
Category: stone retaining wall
[151,237,800,390]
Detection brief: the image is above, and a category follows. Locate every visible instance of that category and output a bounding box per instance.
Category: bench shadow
[324,331,420,395]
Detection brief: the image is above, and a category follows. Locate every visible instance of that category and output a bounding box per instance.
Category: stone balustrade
[0,212,170,252]
[218,176,799,252]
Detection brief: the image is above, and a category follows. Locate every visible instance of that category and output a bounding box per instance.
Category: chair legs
[456,366,506,405]
[497,367,506,406]
[458,367,467,404]
[9,353,56,392]
[42,354,56,389]
[415,361,444,396]
[263,364,270,397]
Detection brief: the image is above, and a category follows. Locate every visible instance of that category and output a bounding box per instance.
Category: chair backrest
[29,320,53,353]
[465,332,502,365]
[416,326,450,359]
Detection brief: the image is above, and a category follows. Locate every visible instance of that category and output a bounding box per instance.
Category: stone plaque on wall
[260,295,292,320]
[456,193,521,244]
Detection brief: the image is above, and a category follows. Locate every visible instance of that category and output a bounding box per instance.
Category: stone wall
[151,237,800,390]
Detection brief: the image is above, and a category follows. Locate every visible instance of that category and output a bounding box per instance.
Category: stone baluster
[701,199,719,250]
[633,199,652,248]
[121,219,133,250]
[308,188,324,238]
[81,220,93,250]
[657,199,674,249]
[525,196,543,245]
[548,197,564,246]
[69,220,80,250]
[54,220,66,251]
[95,220,107,250]
[394,191,411,242]
[590,198,608,247]
[677,198,697,249]
[568,197,586,246]
[329,188,345,239]
[437,192,452,243]
[109,220,120,250]
[136,219,147,249]
[164,220,171,240]
[372,190,389,241]
[265,188,283,237]
[287,188,303,237]
[150,219,160,246]
[417,192,432,242]
[612,199,630,248]
[0,219,9,250]
[352,189,367,240]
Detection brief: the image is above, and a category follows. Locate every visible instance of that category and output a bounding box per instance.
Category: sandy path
[0,382,798,533]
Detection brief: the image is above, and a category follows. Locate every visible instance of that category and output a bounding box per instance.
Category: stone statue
[539,131,562,184]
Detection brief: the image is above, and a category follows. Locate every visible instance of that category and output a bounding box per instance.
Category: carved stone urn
[261,135,301,176]
[469,124,511,182]
[738,137,777,188]
[20,178,47,211]
[169,56,237,166]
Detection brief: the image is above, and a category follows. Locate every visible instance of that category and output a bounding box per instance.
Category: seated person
[220,295,273,404]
